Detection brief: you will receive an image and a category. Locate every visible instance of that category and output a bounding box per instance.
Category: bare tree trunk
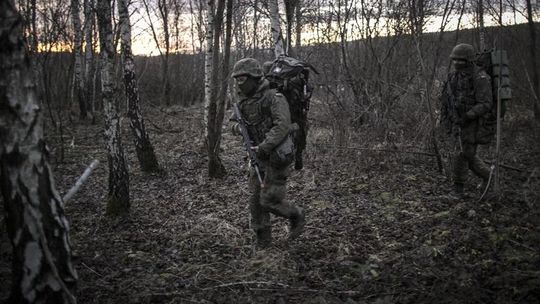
[269,0,285,57]
[188,0,197,53]
[30,0,38,53]
[84,0,96,123]
[340,0,362,108]
[97,0,130,215]
[526,0,540,120]
[158,0,171,106]
[197,0,205,52]
[477,0,486,50]
[284,0,298,55]
[216,0,233,136]
[0,2,78,302]
[205,0,227,178]
[295,0,302,51]
[204,0,214,142]
[72,0,86,119]
[118,0,160,173]
[252,0,259,55]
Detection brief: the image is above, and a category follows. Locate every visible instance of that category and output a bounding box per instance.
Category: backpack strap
[258,88,277,117]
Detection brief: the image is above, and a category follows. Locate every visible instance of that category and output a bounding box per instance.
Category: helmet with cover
[450,43,475,62]
[232,58,263,78]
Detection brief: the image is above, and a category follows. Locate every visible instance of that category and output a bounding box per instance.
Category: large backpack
[265,55,319,122]
[475,49,511,144]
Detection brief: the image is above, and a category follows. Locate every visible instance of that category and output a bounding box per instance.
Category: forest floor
[1,102,539,304]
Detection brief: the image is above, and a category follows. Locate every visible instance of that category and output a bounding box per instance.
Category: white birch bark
[97,0,130,214]
[84,0,95,120]
[0,2,78,302]
[72,0,86,119]
[269,0,285,57]
[118,0,160,172]
[204,0,214,140]
[204,0,227,177]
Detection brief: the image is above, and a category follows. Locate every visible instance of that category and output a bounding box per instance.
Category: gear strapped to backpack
[474,49,511,144]
[265,55,319,120]
[265,55,319,169]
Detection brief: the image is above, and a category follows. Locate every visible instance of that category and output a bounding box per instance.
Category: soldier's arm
[229,109,241,136]
[466,72,492,119]
[258,92,291,153]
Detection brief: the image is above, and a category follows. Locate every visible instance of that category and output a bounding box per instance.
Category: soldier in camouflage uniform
[231,58,305,248]
[440,43,493,195]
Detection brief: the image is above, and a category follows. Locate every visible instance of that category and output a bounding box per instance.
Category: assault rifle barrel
[232,103,265,187]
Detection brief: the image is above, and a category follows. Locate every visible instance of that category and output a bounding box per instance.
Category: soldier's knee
[260,185,286,206]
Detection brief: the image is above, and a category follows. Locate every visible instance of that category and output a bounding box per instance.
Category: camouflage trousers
[453,142,491,185]
[249,164,300,232]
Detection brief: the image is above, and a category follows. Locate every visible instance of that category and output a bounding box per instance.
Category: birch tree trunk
[72,0,86,119]
[205,0,227,178]
[118,0,160,173]
[269,0,285,57]
[284,0,299,56]
[97,0,130,215]
[0,2,78,302]
[477,0,486,51]
[216,0,233,124]
[204,0,214,142]
[84,0,96,123]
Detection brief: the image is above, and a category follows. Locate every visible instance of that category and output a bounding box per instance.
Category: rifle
[232,102,265,187]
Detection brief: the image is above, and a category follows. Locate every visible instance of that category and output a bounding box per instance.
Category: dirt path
[1,104,539,304]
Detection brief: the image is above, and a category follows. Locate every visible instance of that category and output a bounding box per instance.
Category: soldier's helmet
[232,58,263,78]
[450,43,475,62]
[262,61,274,76]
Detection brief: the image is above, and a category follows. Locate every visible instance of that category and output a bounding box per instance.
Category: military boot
[289,207,306,240]
[255,228,272,249]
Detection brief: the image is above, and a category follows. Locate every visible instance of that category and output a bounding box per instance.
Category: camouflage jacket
[233,79,292,155]
[440,66,493,144]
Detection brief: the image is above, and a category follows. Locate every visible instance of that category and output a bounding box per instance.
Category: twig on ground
[63,159,100,204]
[507,239,536,252]
[203,281,289,290]
[81,262,103,277]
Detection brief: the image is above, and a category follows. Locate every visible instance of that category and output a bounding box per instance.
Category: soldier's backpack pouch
[270,134,295,168]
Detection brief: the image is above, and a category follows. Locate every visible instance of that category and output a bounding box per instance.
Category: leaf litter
[0,103,539,304]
